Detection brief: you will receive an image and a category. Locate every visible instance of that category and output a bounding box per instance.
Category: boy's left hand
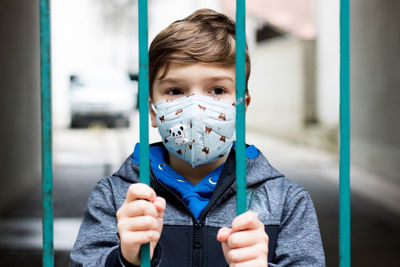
[217,211,269,266]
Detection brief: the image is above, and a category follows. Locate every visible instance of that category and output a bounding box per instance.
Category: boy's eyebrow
[157,78,185,85]
[157,76,234,84]
[207,76,235,83]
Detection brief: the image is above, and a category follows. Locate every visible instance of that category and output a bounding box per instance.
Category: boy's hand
[217,211,269,267]
[116,183,166,265]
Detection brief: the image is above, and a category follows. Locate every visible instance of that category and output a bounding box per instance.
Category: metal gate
[39,0,351,266]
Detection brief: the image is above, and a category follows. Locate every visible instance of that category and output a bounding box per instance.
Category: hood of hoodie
[111,142,284,189]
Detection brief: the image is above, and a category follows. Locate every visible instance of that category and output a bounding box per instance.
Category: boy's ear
[245,94,251,112]
[149,97,158,128]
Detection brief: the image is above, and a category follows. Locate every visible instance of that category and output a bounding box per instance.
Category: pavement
[0,114,399,266]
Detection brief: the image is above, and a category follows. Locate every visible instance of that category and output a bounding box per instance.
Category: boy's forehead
[155,62,235,81]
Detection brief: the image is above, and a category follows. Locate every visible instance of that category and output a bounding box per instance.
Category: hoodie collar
[131,142,259,166]
[113,142,283,187]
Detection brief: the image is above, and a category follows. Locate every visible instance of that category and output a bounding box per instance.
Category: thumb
[217,227,232,243]
[217,227,233,264]
[154,197,166,214]
[154,197,166,231]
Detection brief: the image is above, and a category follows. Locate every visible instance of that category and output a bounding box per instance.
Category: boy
[71,9,325,267]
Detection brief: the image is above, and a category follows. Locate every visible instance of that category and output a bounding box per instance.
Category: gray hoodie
[70,144,326,266]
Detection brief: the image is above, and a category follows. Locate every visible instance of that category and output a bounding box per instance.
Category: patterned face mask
[153,94,236,167]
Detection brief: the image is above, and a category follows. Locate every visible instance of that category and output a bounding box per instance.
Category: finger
[227,229,268,249]
[154,197,166,226]
[117,199,158,219]
[153,196,166,214]
[118,215,160,231]
[231,211,262,232]
[220,241,230,263]
[230,257,267,267]
[226,244,267,263]
[125,183,156,203]
[217,227,233,243]
[120,230,161,246]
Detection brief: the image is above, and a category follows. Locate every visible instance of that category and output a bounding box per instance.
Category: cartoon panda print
[169,124,188,145]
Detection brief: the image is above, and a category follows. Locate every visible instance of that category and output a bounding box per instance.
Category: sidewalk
[247,131,400,216]
[247,131,400,266]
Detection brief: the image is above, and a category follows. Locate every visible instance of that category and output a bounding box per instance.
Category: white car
[69,69,137,128]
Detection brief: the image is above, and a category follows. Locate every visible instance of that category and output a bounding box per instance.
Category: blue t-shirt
[131,143,258,219]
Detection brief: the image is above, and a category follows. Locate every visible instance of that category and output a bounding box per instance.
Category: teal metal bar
[235,0,247,215]
[40,0,54,266]
[339,0,351,266]
[138,0,150,266]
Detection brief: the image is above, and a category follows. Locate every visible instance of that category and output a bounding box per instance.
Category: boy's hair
[149,8,251,96]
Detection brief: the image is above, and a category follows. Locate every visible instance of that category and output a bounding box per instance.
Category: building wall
[315,0,340,128]
[246,37,316,141]
[351,0,400,183]
[0,0,41,211]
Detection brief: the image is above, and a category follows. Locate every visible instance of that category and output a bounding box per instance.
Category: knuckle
[137,200,147,211]
[264,232,269,243]
[227,250,238,262]
[248,211,257,219]
[120,233,132,244]
[128,183,135,190]
[117,219,127,231]
[117,225,122,233]
[116,206,127,219]
[124,237,138,247]
[116,209,122,219]
[143,215,152,225]
[154,231,160,240]
[228,234,239,247]
[250,213,260,225]
[128,184,137,194]
[260,244,269,255]
[255,242,268,256]
[143,215,156,227]
[148,230,159,241]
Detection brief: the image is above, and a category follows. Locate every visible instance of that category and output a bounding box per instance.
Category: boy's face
[150,62,250,127]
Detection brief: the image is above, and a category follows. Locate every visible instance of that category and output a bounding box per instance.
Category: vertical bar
[40,0,54,266]
[235,0,247,215]
[138,0,150,266]
[339,0,351,266]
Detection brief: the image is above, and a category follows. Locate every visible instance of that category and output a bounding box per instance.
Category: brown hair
[148,8,251,96]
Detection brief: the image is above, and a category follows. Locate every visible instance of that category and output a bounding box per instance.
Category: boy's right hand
[116,183,166,265]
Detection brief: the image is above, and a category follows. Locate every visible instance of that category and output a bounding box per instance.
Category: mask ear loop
[151,103,158,115]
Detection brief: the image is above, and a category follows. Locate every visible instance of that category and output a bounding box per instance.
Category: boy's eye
[210,87,226,95]
[167,88,183,96]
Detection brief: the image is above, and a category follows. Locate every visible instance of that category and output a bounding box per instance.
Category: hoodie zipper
[198,176,235,222]
[150,168,203,266]
[150,166,236,266]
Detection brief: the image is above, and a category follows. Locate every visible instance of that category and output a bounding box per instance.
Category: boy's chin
[169,152,228,169]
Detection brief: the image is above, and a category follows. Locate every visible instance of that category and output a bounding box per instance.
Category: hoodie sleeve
[70,179,120,266]
[70,179,163,267]
[269,189,326,267]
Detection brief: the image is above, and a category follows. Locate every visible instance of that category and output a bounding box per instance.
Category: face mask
[153,94,236,167]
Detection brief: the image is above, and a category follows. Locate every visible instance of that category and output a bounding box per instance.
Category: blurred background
[0,0,399,266]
